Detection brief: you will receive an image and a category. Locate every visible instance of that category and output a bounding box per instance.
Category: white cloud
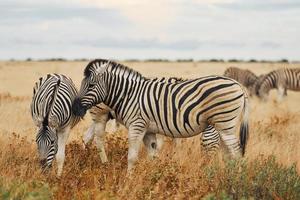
[78,0,178,31]
[0,0,299,60]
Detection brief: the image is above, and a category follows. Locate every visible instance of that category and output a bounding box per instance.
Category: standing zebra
[257,68,299,101]
[73,59,249,171]
[31,74,80,176]
[224,67,258,96]
[83,77,222,163]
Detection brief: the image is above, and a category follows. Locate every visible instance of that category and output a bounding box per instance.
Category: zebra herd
[224,66,300,101]
[30,59,296,176]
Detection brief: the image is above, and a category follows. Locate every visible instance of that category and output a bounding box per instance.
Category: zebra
[224,67,258,96]
[31,74,80,176]
[73,59,249,171]
[83,78,222,163]
[257,68,299,101]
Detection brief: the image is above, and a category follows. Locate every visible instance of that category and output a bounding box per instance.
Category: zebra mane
[84,59,145,79]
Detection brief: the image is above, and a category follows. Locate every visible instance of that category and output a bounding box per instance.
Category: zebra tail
[239,91,249,156]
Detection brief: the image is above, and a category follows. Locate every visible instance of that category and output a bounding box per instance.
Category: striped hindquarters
[31,74,79,129]
[140,76,247,138]
[280,68,300,90]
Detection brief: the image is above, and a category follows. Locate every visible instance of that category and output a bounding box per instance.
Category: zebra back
[224,67,258,88]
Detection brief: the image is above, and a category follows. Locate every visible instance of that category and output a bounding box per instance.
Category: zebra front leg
[94,115,109,163]
[277,86,286,102]
[128,124,147,172]
[56,127,70,176]
[82,122,96,148]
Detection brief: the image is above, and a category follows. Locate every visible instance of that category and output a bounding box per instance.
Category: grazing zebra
[83,77,222,162]
[73,59,249,171]
[31,74,80,176]
[224,67,258,95]
[250,74,266,97]
[257,68,299,101]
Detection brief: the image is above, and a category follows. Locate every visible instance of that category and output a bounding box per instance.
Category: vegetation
[0,61,300,199]
[0,131,299,199]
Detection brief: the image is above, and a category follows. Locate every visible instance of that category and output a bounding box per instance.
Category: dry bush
[1,131,300,200]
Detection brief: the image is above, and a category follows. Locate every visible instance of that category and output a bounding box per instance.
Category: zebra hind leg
[200,125,220,157]
[217,127,241,158]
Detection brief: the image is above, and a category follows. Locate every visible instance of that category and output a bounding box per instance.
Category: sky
[0,0,299,61]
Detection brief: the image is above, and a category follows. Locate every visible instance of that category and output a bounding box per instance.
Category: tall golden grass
[0,61,300,199]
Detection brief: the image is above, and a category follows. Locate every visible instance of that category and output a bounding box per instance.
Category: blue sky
[0,0,299,60]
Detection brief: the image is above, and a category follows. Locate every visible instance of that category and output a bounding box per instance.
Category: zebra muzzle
[40,158,47,168]
[72,98,87,117]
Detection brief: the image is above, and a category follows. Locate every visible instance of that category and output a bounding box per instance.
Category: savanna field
[0,61,300,199]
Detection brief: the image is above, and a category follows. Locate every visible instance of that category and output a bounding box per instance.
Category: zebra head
[256,74,270,101]
[36,123,58,170]
[73,59,110,117]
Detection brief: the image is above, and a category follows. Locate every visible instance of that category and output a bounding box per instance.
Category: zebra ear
[95,61,110,75]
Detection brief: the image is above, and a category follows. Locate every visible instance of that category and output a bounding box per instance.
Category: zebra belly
[148,121,205,138]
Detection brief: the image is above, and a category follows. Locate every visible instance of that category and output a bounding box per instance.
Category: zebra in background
[31,74,80,176]
[83,77,222,163]
[257,68,300,101]
[73,59,249,171]
[224,67,258,96]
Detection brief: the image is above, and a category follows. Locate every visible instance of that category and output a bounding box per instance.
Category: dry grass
[0,61,300,199]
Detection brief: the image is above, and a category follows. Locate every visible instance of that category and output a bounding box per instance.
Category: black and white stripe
[73,59,249,170]
[257,68,300,101]
[31,74,80,175]
[224,67,258,96]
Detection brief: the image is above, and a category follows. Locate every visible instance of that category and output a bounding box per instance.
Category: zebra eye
[89,82,96,88]
[50,140,55,145]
